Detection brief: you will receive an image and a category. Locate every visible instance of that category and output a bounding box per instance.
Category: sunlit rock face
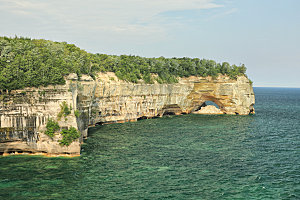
[0,74,84,156]
[193,105,224,115]
[91,73,255,123]
[186,75,255,115]
[0,72,255,156]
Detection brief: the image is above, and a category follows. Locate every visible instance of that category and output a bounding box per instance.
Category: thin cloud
[205,8,238,21]
[1,0,223,28]
[0,0,225,44]
[0,0,48,10]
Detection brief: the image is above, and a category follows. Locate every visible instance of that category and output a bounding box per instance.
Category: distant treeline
[0,36,248,91]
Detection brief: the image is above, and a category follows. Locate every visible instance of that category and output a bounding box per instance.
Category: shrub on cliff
[74,109,80,117]
[59,127,81,146]
[45,118,80,145]
[57,101,72,121]
[45,119,60,138]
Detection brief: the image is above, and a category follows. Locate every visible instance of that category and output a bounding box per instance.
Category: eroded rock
[0,73,255,156]
[193,105,224,115]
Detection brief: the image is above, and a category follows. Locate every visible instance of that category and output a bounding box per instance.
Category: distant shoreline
[253,86,300,89]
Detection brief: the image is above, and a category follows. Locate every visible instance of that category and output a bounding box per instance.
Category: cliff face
[0,73,255,156]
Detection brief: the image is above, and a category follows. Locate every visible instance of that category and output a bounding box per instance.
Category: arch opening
[194,101,220,112]
[193,97,224,115]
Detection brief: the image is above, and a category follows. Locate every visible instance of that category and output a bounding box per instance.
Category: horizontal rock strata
[0,72,255,156]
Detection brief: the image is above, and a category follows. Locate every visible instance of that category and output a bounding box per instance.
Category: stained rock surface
[0,72,255,156]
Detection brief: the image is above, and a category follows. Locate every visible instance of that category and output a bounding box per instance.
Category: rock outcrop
[0,73,255,156]
[193,105,224,115]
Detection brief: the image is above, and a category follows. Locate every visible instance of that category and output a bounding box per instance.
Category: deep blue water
[0,87,299,199]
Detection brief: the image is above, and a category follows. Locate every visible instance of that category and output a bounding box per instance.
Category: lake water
[0,87,299,199]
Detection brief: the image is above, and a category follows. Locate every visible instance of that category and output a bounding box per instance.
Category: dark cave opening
[163,111,176,116]
[137,116,148,121]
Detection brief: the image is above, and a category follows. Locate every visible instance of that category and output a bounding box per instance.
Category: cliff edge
[0,73,255,156]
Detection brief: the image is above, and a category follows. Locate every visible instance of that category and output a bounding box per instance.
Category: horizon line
[254,86,300,89]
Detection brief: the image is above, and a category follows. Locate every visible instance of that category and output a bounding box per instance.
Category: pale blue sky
[0,0,299,87]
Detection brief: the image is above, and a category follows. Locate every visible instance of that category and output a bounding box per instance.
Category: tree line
[0,36,249,91]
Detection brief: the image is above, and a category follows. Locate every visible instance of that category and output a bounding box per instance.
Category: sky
[0,0,299,87]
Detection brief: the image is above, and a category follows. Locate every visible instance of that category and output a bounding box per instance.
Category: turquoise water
[0,87,299,199]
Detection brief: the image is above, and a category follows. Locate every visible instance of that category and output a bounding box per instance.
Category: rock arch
[186,77,255,115]
[0,74,255,156]
[190,95,225,114]
[197,95,224,110]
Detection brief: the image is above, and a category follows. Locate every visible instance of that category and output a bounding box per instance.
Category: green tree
[0,36,249,91]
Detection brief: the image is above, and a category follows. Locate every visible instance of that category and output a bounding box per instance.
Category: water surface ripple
[0,87,299,199]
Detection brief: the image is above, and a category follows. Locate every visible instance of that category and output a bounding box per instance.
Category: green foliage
[0,36,96,91]
[59,127,81,146]
[74,109,80,117]
[45,119,80,145]
[45,119,60,138]
[38,90,46,96]
[249,79,253,86]
[0,36,250,91]
[91,54,248,84]
[0,95,5,101]
[142,73,153,84]
[57,101,72,121]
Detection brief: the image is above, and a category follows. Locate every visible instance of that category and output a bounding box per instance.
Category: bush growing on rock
[74,109,80,117]
[59,127,81,146]
[57,101,72,121]
[45,119,60,138]
[45,118,80,145]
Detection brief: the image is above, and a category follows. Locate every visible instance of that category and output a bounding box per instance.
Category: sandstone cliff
[0,73,255,156]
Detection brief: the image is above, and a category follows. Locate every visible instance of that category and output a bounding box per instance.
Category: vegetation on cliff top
[0,36,248,91]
